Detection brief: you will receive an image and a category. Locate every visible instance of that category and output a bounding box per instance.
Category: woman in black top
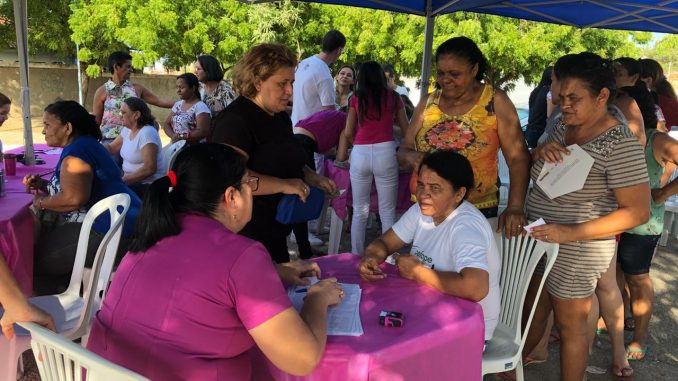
[211,43,336,263]
[525,67,552,148]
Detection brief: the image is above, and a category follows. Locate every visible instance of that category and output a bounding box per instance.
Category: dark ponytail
[44,100,102,141]
[129,143,247,252]
[178,73,201,100]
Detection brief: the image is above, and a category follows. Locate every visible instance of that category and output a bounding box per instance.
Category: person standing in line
[93,51,174,144]
[525,67,552,148]
[290,30,346,250]
[335,61,409,255]
[195,55,237,119]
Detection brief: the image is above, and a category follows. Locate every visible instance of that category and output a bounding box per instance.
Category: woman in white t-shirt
[106,97,164,196]
[163,73,211,144]
[358,150,501,341]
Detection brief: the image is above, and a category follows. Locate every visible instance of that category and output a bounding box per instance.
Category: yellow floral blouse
[415,84,499,209]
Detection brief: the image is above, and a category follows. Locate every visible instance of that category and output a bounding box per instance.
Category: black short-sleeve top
[211,96,307,208]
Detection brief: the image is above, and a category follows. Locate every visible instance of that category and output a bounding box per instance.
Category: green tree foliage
[0,0,74,59]
[1,0,654,92]
[647,34,678,71]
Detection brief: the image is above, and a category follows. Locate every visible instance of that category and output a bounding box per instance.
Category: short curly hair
[232,43,297,99]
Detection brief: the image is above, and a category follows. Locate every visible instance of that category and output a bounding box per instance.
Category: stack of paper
[288,281,364,336]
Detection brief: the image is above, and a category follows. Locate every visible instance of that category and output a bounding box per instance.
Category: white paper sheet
[536,144,594,199]
[523,218,546,233]
[288,282,364,336]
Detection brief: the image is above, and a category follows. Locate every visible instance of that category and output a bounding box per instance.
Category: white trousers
[349,141,398,254]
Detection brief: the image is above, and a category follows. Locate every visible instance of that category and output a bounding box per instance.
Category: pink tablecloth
[324,160,414,221]
[0,145,59,295]
[256,254,484,381]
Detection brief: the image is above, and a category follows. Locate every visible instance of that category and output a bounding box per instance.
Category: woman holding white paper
[523,53,650,381]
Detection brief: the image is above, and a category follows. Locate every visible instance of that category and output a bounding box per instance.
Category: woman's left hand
[395,254,422,281]
[276,260,322,286]
[498,206,528,238]
[530,223,575,244]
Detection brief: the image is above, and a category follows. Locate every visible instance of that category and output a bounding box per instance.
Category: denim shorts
[617,232,660,275]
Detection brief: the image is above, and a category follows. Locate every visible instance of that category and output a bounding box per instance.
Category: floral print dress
[415,84,499,209]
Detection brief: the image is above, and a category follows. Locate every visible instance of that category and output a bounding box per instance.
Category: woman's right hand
[22,174,47,194]
[283,178,309,202]
[358,254,386,281]
[533,141,570,164]
[306,278,344,307]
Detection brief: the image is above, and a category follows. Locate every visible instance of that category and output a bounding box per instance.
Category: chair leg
[316,197,330,236]
[328,209,344,255]
[3,338,22,381]
[515,360,525,381]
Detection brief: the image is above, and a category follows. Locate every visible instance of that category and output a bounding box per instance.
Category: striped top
[527,122,648,230]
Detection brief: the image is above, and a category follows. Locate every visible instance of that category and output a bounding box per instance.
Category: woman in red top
[336,61,409,254]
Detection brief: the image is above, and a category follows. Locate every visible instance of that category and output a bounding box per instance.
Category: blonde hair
[232,43,298,98]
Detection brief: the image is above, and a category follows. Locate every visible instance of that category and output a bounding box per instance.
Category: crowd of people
[0,27,676,381]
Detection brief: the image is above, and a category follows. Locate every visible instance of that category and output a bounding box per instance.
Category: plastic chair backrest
[497,149,510,187]
[63,193,130,340]
[494,231,558,350]
[162,140,186,173]
[18,322,149,381]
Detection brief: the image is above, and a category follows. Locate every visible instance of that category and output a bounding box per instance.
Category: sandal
[523,356,546,368]
[611,364,634,379]
[595,328,608,335]
[626,345,647,361]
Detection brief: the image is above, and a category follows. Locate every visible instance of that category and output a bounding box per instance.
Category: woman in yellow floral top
[398,36,530,236]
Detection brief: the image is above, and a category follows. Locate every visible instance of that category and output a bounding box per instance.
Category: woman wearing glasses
[87,144,344,380]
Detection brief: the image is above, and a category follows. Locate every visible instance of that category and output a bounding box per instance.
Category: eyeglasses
[238,176,259,192]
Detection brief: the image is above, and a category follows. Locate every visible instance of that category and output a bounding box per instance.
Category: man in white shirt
[383,63,409,97]
[291,30,346,250]
[291,30,346,126]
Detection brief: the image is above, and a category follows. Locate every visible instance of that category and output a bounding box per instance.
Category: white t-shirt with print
[392,201,501,340]
[291,55,336,126]
[120,125,164,184]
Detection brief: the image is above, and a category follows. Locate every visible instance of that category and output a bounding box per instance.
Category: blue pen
[295,288,308,293]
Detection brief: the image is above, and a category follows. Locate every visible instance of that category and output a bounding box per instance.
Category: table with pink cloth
[0,144,59,296]
[324,160,413,220]
[256,253,484,381]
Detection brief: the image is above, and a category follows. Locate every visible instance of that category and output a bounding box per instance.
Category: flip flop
[611,364,634,379]
[523,356,546,368]
[626,345,647,361]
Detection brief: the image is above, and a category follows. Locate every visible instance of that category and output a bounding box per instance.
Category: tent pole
[13,0,34,165]
[76,43,84,105]
[420,0,435,100]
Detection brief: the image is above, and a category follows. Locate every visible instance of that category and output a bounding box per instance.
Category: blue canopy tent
[247,0,678,97]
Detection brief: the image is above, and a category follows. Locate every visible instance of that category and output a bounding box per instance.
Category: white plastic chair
[161,140,186,173]
[1,193,131,381]
[17,322,149,381]
[498,149,510,209]
[482,232,559,381]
